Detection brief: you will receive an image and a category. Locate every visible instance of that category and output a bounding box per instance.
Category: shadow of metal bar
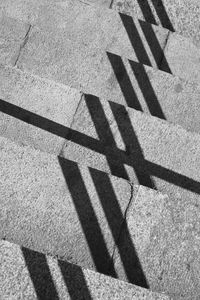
[58,260,93,300]
[107,52,143,111]
[139,19,172,73]
[85,94,129,180]
[109,101,156,190]
[1,98,200,195]
[58,157,117,276]
[151,0,175,32]
[21,247,59,300]
[120,13,152,67]
[129,59,166,119]
[89,167,149,288]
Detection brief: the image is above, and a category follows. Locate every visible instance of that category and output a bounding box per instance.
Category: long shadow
[131,0,175,32]
[150,0,175,32]
[2,97,200,289]
[22,247,59,300]
[22,246,93,300]
[107,52,142,110]
[107,52,166,120]
[89,167,149,287]
[119,12,172,74]
[58,156,116,276]
[1,98,200,196]
[85,94,155,189]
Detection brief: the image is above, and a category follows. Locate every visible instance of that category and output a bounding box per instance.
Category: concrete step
[0,64,200,203]
[0,1,200,83]
[0,134,134,277]
[0,239,171,300]
[62,93,200,206]
[0,63,200,138]
[110,0,200,47]
[0,136,199,298]
[80,0,200,48]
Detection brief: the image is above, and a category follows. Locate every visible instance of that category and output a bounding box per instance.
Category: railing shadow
[119,12,172,73]
[107,52,166,119]
[1,97,200,291]
[117,0,175,32]
[22,246,93,300]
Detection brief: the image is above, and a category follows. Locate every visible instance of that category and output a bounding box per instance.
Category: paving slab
[111,0,200,47]
[0,14,30,66]
[0,64,81,155]
[1,63,200,150]
[62,94,200,212]
[113,185,200,300]
[0,240,170,300]
[162,33,200,84]
[0,0,168,70]
[0,135,133,275]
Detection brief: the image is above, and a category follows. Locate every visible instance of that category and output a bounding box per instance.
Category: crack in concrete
[108,181,136,274]
[59,92,85,157]
[14,24,32,67]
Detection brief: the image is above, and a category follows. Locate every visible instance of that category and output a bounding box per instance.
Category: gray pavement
[0,240,170,300]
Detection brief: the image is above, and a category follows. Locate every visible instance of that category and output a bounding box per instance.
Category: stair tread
[0,134,199,298]
[0,239,170,300]
[0,1,200,82]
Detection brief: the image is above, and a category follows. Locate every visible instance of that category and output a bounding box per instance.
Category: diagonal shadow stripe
[119,12,152,67]
[89,167,149,287]
[150,0,175,32]
[85,94,129,179]
[58,260,93,300]
[106,52,142,110]
[107,51,166,119]
[129,59,166,119]
[0,98,200,195]
[58,157,116,276]
[109,101,155,189]
[139,19,172,73]
[22,246,93,300]
[22,247,59,300]
[135,0,157,25]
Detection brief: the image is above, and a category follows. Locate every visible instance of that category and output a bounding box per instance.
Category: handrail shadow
[107,52,166,119]
[1,97,200,291]
[119,12,172,73]
[22,246,93,300]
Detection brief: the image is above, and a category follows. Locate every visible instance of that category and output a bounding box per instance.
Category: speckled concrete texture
[0,64,82,155]
[162,32,200,84]
[0,240,171,300]
[79,0,112,8]
[0,14,30,66]
[111,0,200,46]
[0,0,169,70]
[113,185,200,300]
[0,135,133,274]
[62,95,200,215]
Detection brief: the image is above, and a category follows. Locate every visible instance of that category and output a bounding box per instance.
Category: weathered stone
[0,64,81,155]
[0,135,132,274]
[113,185,200,300]
[162,32,200,84]
[62,94,200,213]
[0,0,169,70]
[111,0,200,46]
[0,240,170,300]
[0,14,30,66]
